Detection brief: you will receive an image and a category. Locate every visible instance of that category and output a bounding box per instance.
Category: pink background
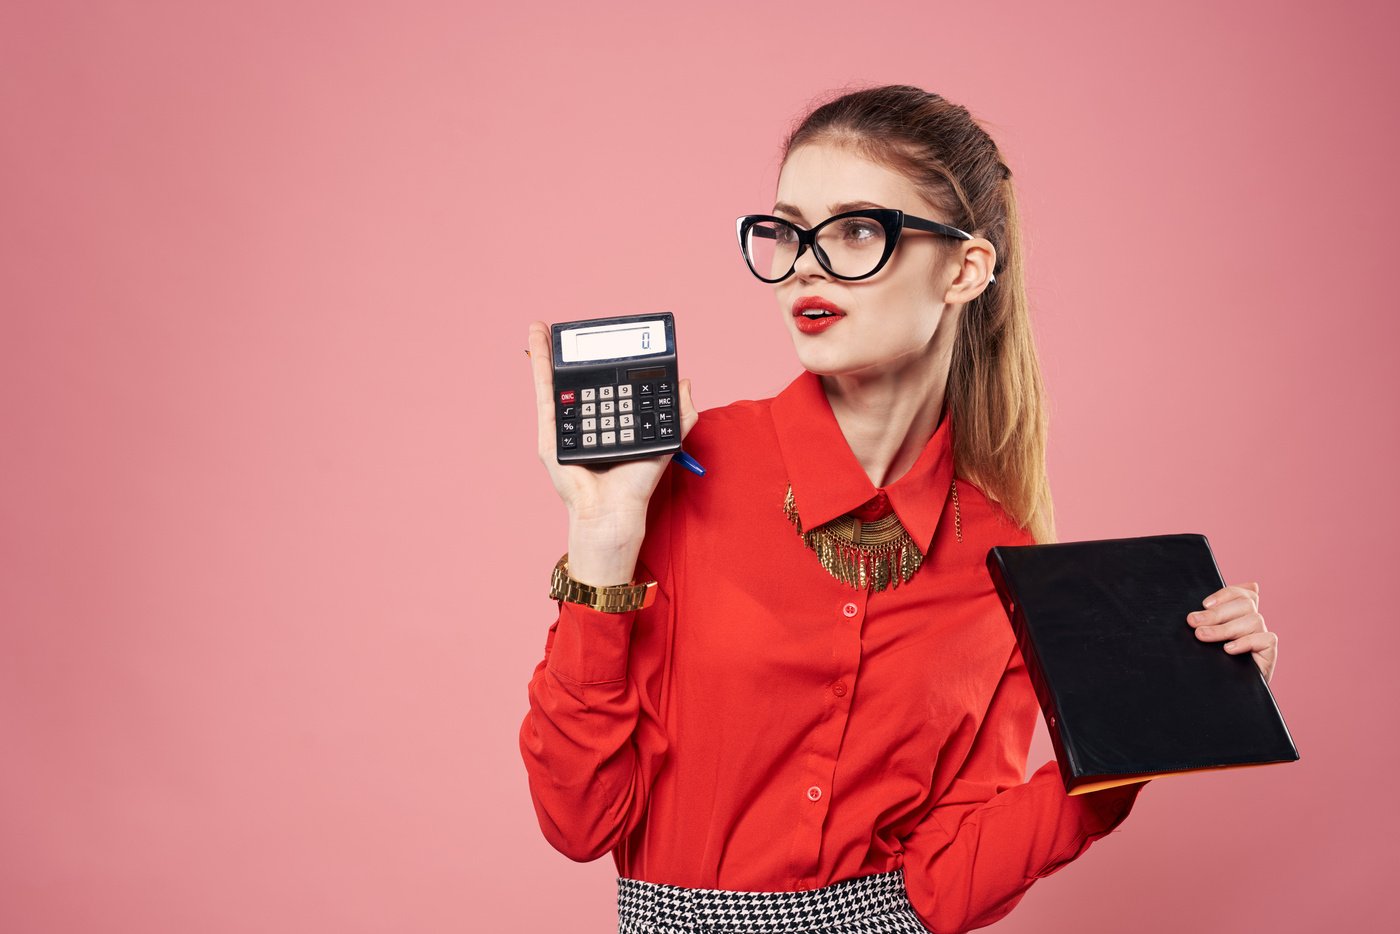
[2,1,1395,931]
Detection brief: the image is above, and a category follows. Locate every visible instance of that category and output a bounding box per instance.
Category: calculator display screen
[560,320,667,363]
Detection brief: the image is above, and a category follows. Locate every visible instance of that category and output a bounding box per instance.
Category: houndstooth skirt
[616,867,931,933]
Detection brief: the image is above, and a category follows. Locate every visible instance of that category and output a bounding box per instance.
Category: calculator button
[656,410,673,424]
[640,415,657,440]
[639,397,654,410]
[559,390,576,404]
[582,433,597,447]
[601,431,616,445]
[619,414,634,428]
[620,429,635,443]
[561,435,577,449]
[599,400,615,414]
[580,388,596,402]
[600,416,615,430]
[658,425,675,438]
[582,417,596,431]
[618,399,633,413]
[618,385,633,398]
[657,382,672,393]
[599,386,614,399]
[581,402,596,416]
[560,420,577,433]
[638,383,653,395]
[560,405,576,418]
[657,395,673,408]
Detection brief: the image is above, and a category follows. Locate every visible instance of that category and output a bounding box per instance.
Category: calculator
[550,312,681,466]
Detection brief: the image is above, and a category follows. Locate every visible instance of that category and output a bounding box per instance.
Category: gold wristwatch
[549,553,658,613]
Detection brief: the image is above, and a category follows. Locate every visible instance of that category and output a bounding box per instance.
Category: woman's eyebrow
[771,200,888,220]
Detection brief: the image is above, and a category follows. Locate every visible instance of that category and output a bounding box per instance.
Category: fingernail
[1203,596,1218,607]
[1224,641,1236,651]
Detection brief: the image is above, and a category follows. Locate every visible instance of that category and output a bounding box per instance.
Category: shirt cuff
[1075,777,1150,837]
[545,600,637,685]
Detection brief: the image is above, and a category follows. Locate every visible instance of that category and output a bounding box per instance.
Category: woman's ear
[943,237,997,302]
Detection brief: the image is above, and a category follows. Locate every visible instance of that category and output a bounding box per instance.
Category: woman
[519,85,1278,934]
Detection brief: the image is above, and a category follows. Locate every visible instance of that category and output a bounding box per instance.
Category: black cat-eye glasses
[735,208,993,284]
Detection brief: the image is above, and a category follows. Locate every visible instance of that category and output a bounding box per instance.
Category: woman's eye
[842,221,878,241]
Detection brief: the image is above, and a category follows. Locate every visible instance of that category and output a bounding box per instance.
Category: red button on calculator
[558,389,576,404]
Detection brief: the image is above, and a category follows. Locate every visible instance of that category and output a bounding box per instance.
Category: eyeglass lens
[744,215,889,281]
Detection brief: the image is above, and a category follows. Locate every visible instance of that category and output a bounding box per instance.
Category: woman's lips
[794,313,844,334]
[793,296,846,315]
[792,296,846,334]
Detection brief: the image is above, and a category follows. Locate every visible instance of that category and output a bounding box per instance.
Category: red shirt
[519,369,1147,933]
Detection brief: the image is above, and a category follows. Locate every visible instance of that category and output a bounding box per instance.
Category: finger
[1192,611,1265,643]
[678,377,699,441]
[1220,632,1276,655]
[528,321,558,458]
[1202,581,1259,611]
[1233,631,1279,683]
[1187,594,1257,628]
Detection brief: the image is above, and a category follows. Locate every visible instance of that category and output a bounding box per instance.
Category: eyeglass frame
[735,208,995,284]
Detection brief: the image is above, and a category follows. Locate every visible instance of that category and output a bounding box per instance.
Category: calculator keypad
[560,379,676,453]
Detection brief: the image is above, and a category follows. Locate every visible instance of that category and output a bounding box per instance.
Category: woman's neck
[821,360,947,490]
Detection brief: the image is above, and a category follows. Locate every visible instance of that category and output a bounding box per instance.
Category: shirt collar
[770,368,956,555]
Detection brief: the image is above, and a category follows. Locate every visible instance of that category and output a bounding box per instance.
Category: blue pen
[672,449,707,477]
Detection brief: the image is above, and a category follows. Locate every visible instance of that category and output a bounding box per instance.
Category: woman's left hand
[1186,582,1278,683]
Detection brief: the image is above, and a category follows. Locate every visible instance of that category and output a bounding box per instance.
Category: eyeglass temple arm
[901,216,972,240]
[902,217,995,283]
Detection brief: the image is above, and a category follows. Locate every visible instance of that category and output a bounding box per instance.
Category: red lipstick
[792,296,846,335]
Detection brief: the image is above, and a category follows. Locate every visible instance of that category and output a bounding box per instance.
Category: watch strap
[549,553,657,613]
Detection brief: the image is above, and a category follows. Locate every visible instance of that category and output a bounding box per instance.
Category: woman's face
[770,141,989,380]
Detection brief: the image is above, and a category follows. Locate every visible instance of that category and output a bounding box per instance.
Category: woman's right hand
[529,320,698,583]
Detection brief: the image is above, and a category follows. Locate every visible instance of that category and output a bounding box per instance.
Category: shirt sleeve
[517,471,677,863]
[899,642,1149,934]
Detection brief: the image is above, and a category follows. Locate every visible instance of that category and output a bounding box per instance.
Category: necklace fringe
[781,479,962,592]
[782,483,920,591]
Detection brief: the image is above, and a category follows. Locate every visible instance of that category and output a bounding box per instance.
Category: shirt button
[841,602,858,618]
[831,681,848,697]
[806,785,822,802]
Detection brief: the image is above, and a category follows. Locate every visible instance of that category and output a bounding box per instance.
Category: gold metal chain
[951,477,961,544]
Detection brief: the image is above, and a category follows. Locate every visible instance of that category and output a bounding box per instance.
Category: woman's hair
[780,83,1056,544]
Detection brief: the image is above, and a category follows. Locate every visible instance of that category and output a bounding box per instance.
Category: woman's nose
[791,241,830,281]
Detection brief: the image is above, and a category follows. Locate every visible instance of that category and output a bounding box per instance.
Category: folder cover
[986,533,1299,795]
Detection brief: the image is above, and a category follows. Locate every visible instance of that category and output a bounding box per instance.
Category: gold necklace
[782,478,962,592]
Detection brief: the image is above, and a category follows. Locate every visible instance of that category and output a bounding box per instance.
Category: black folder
[986,533,1299,795]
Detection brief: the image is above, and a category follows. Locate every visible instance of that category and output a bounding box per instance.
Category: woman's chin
[793,349,862,378]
